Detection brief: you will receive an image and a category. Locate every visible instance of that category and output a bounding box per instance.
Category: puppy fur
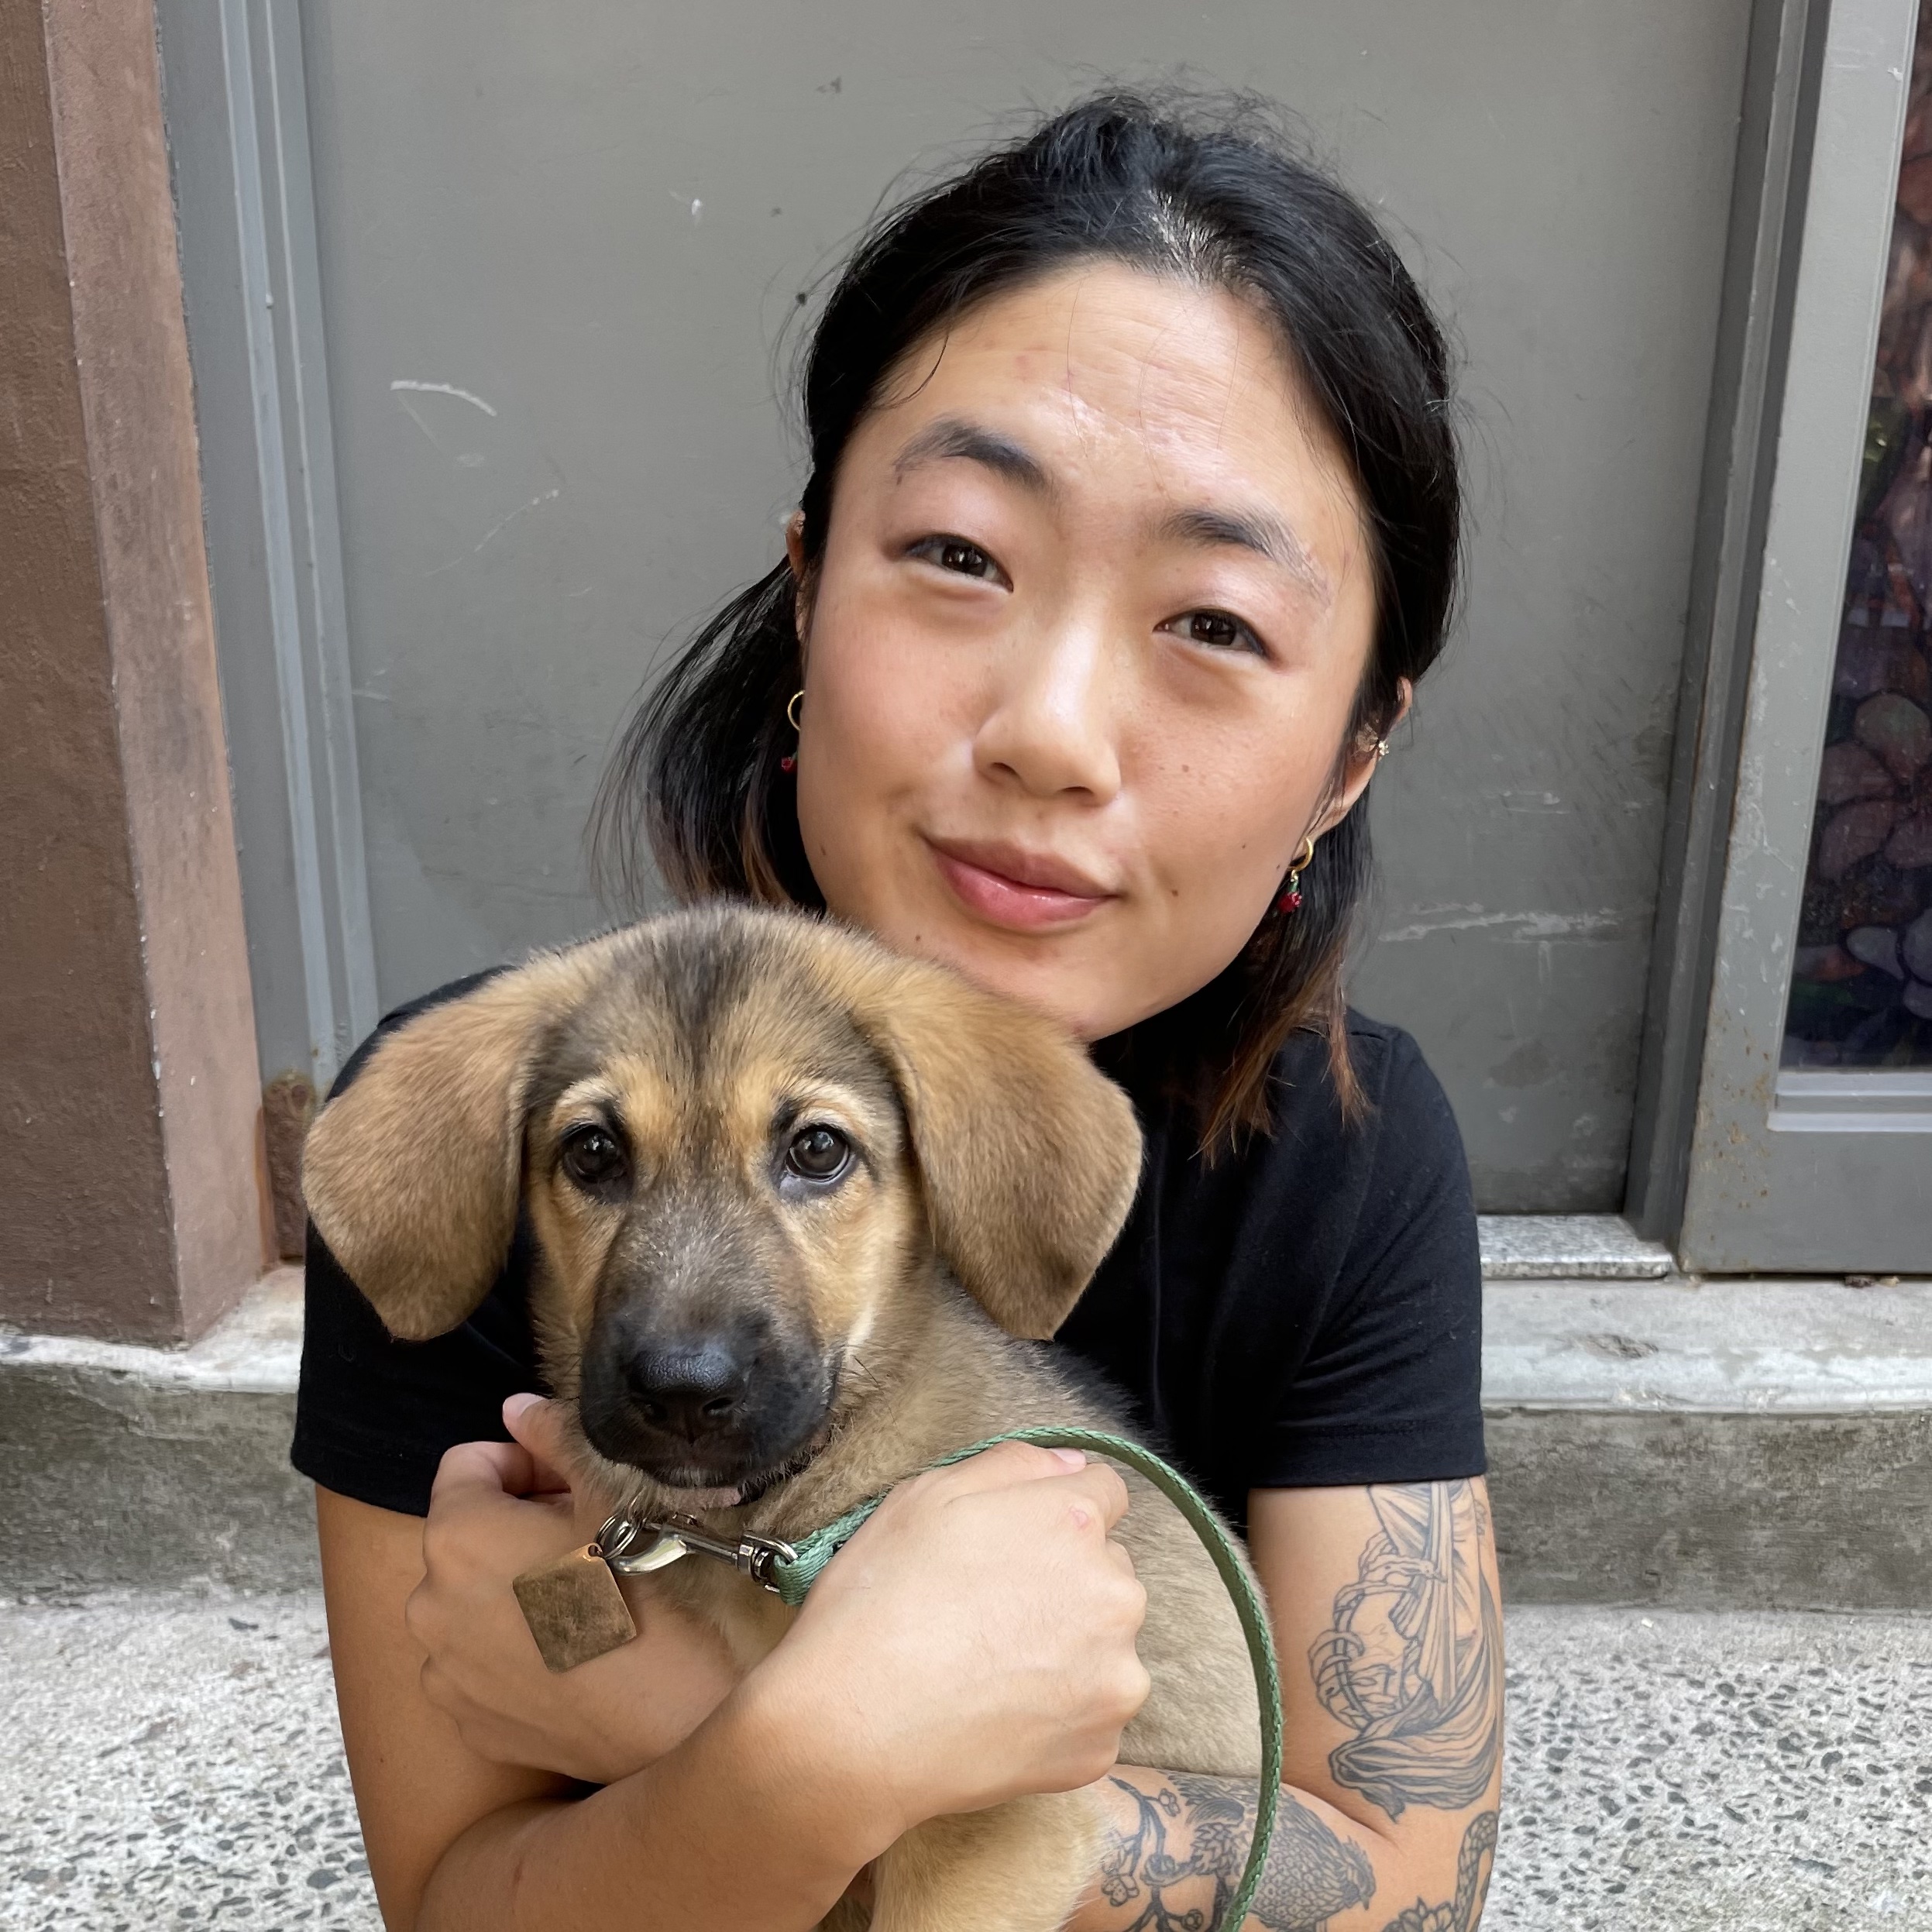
[303,905,1262,1932]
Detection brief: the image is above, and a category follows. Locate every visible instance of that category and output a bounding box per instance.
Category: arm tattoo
[1308,1481,1504,1819]
[1098,1772,1374,1931]
[1375,1810,1497,1932]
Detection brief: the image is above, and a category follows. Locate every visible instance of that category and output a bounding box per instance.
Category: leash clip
[596,1511,799,1595]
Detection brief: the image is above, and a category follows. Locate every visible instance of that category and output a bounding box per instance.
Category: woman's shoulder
[1127,1009,1474,1304]
[1215,1011,1479,1313]
[1263,1009,1466,1170]
[295,966,535,1517]
[1109,1011,1483,1494]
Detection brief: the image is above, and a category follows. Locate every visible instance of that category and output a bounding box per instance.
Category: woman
[295,93,1504,1932]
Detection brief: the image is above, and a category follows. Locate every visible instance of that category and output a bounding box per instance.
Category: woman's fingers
[409,1443,744,1782]
[422,1439,577,1590]
[916,1437,1088,1494]
[428,1435,539,1507]
[501,1393,576,1496]
[908,1439,1133,1534]
[1047,1462,1133,1535]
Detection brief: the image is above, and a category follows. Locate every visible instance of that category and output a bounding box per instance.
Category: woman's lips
[926,838,1116,930]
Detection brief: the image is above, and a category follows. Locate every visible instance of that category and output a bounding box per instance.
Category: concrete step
[1483,1277,1932,1608]
[3,1267,1929,1607]
[2,1590,1925,1929]
[1477,1213,1675,1278]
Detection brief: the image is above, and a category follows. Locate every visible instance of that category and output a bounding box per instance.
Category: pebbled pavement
[1,1596,1927,1930]
[1490,1607,1930,1931]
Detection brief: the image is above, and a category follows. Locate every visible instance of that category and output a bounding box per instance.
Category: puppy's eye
[560,1125,627,1190]
[784,1124,852,1184]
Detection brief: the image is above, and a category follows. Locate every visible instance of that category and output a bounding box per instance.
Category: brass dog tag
[513,1544,638,1673]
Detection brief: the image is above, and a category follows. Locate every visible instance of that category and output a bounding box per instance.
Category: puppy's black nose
[623,1341,747,1442]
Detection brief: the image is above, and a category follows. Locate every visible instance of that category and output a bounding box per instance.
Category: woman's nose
[973,617,1122,803]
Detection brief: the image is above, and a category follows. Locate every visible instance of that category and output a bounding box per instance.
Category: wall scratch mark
[424,487,562,576]
[1380,905,1629,944]
[390,378,499,417]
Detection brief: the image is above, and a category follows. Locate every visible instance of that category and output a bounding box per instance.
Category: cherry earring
[1276,834,1318,914]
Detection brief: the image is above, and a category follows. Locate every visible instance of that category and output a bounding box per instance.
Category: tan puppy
[303,904,1261,1932]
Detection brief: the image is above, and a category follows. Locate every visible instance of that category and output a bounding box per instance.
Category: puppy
[303,904,1262,1932]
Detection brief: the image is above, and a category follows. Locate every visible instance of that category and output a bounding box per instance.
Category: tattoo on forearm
[1308,1481,1504,1819]
[1374,1810,1497,1932]
[1099,1772,1374,1931]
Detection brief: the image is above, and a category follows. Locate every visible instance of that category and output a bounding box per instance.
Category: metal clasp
[595,1511,797,1594]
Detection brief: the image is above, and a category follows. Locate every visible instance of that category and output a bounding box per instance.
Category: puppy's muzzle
[579,1305,833,1490]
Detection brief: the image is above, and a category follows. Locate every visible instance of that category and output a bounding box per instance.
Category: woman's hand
[405,1393,739,1785]
[745,1440,1152,1851]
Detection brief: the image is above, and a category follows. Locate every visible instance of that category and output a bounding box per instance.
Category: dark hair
[593,90,1460,1148]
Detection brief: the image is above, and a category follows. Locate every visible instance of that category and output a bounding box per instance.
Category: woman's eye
[785,1125,854,1184]
[560,1126,627,1189]
[910,535,1005,583]
[1171,610,1266,655]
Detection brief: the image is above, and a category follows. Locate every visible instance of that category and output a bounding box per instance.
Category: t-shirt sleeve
[290,1222,541,1517]
[289,971,545,1518]
[1248,1028,1486,1490]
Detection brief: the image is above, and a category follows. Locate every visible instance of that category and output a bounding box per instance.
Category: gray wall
[294,0,1755,1211]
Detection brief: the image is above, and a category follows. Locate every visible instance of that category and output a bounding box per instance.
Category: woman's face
[792,262,1387,1041]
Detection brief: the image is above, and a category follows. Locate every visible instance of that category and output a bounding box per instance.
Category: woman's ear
[850,955,1144,1339]
[301,953,599,1341]
[785,511,813,645]
[1316,675,1414,839]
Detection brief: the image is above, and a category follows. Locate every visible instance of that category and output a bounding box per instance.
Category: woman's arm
[322,1480,878,1930]
[321,1435,1153,1931]
[323,1484,864,1930]
[318,1485,572,1924]
[1069,1478,1504,1932]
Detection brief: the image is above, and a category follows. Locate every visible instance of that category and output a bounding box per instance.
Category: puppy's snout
[623,1339,747,1442]
[579,1229,837,1487]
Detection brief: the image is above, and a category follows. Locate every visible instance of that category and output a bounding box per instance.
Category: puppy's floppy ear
[301,951,602,1340]
[851,956,1143,1340]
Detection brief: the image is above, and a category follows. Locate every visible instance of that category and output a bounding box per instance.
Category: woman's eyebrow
[892,417,1054,496]
[1159,505,1331,603]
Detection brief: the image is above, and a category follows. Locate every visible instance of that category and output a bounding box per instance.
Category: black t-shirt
[292,980,1484,1532]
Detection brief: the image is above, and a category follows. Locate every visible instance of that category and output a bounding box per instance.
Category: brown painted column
[1,0,270,1342]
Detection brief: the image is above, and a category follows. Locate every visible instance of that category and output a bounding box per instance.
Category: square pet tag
[513,1544,638,1673]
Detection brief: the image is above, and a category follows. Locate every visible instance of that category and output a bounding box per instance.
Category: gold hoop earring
[1276,834,1318,915]
[779,689,805,772]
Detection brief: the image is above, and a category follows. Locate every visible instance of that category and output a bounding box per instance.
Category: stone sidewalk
[2,1594,1927,1930]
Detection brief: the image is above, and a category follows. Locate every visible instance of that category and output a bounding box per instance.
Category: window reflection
[1783,12,1932,1068]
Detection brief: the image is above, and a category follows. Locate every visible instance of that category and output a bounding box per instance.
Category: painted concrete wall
[293,2,1755,1209]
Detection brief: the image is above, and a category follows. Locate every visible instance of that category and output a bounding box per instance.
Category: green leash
[775,1426,1283,1932]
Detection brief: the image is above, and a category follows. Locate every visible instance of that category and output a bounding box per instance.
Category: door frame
[1673,0,1928,1271]
[1625,0,1829,1242]
[156,0,377,1095]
